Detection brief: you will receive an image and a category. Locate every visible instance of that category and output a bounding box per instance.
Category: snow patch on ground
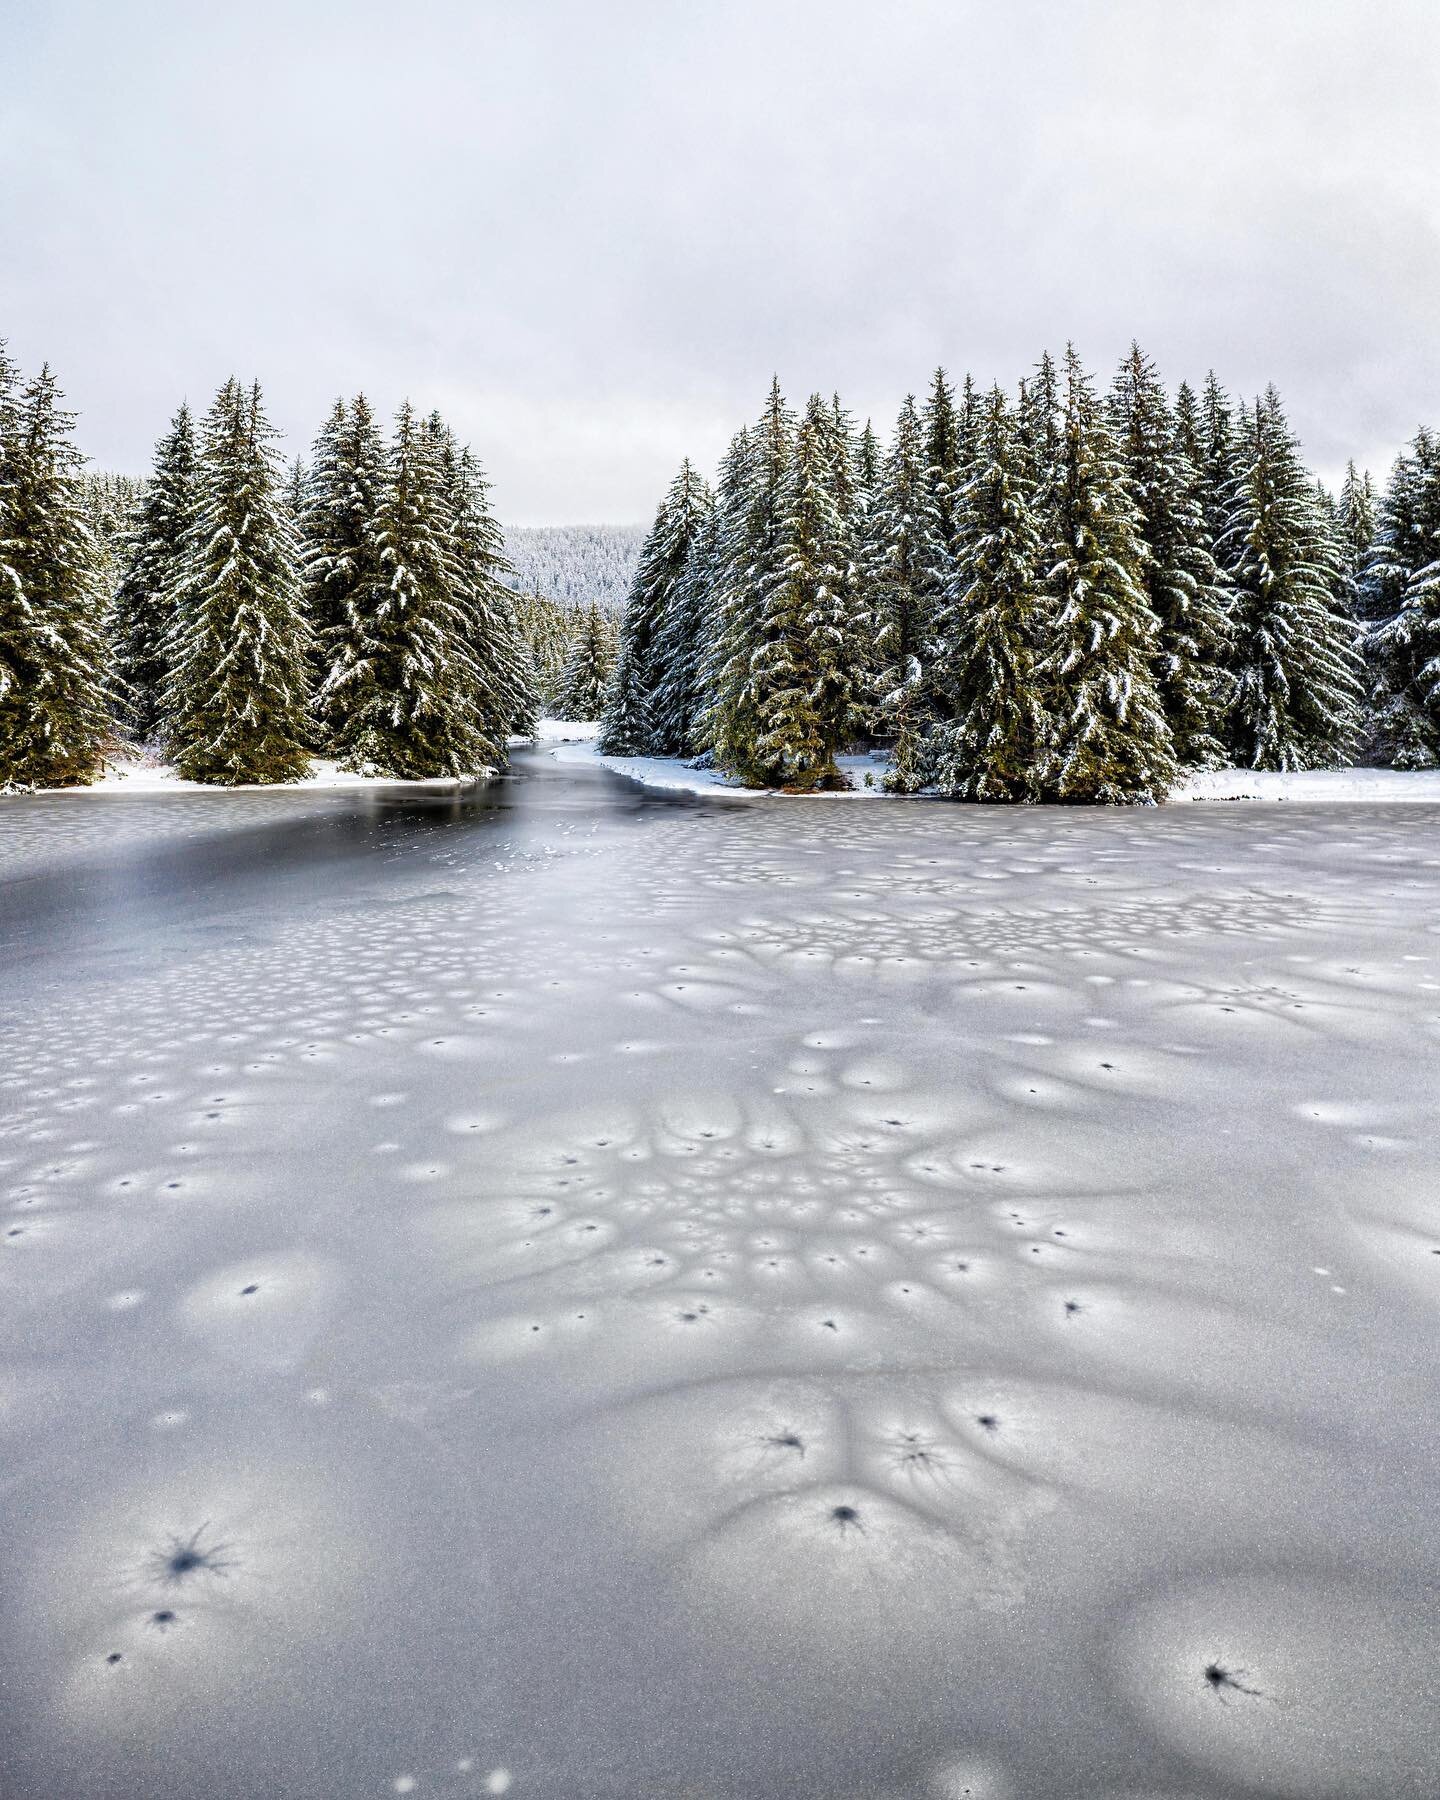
[36,757,485,796]
[1175,767,1440,804]
[548,737,898,797]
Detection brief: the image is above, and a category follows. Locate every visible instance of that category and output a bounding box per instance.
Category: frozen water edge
[34,757,486,796]
[546,729,1440,803]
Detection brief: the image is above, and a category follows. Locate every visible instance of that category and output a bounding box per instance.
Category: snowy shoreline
[542,723,1440,805]
[28,757,489,796]
[24,724,1440,804]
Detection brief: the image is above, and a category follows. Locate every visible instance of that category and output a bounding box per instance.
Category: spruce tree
[931,386,1048,801]
[694,426,758,760]
[1222,389,1364,770]
[1194,373,1240,578]
[111,401,197,740]
[557,603,615,721]
[1040,346,1176,804]
[707,385,794,779]
[737,392,845,788]
[599,457,710,754]
[922,367,964,563]
[165,379,312,784]
[866,394,942,789]
[306,394,387,712]
[1364,430,1440,766]
[650,496,718,756]
[1337,460,1378,619]
[1109,343,1232,766]
[0,361,112,788]
[430,418,537,745]
[321,401,502,778]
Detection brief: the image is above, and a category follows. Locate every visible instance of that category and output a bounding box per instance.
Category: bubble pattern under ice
[2,761,1439,1799]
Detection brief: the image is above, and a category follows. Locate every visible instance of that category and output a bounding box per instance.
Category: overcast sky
[3,0,1438,522]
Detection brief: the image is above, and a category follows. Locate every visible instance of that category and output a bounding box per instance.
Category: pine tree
[923,367,964,563]
[306,394,387,713]
[931,386,1048,801]
[867,394,942,789]
[1040,346,1176,803]
[694,426,757,760]
[1108,343,1232,766]
[737,392,846,788]
[708,385,794,779]
[1194,373,1239,578]
[429,417,537,745]
[650,496,718,756]
[556,603,615,720]
[1337,460,1378,619]
[599,458,711,754]
[111,401,197,740]
[0,360,112,788]
[1364,430,1440,766]
[165,379,312,784]
[321,401,502,778]
[1222,389,1364,770]
[510,585,576,714]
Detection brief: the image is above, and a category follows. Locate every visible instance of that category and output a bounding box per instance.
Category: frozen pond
[2,752,1438,1800]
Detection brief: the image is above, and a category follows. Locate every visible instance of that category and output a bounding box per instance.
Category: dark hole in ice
[240,1284,259,1296]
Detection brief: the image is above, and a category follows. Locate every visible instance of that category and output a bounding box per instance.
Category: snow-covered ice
[1,748,1438,1798]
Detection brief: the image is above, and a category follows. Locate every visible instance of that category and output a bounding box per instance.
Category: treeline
[510,588,618,720]
[601,346,1438,798]
[505,524,643,613]
[0,337,534,789]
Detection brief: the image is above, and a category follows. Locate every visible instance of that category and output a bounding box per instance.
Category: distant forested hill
[502,524,644,611]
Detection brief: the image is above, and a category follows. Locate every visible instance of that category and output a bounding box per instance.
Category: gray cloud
[3,0,1438,520]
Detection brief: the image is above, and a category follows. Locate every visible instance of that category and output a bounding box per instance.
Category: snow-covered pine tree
[165,379,312,784]
[650,486,718,755]
[694,425,757,759]
[957,374,981,477]
[1360,431,1433,627]
[707,384,800,782]
[1194,372,1240,578]
[321,401,500,778]
[599,457,711,754]
[930,385,1048,801]
[1338,460,1378,619]
[866,394,943,789]
[286,456,307,524]
[429,417,537,745]
[923,367,964,563]
[306,394,387,713]
[111,401,197,740]
[556,603,615,720]
[1108,343,1232,767]
[857,419,881,501]
[733,391,847,789]
[1221,388,1364,770]
[1040,345,1176,804]
[0,360,112,788]
[1363,429,1440,766]
[510,586,576,714]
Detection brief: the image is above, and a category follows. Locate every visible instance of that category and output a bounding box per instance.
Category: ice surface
[1,752,1437,1798]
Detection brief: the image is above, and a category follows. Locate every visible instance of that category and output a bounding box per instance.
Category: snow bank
[1175,767,1440,804]
[553,733,1440,807]
[548,738,899,798]
[35,757,486,796]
